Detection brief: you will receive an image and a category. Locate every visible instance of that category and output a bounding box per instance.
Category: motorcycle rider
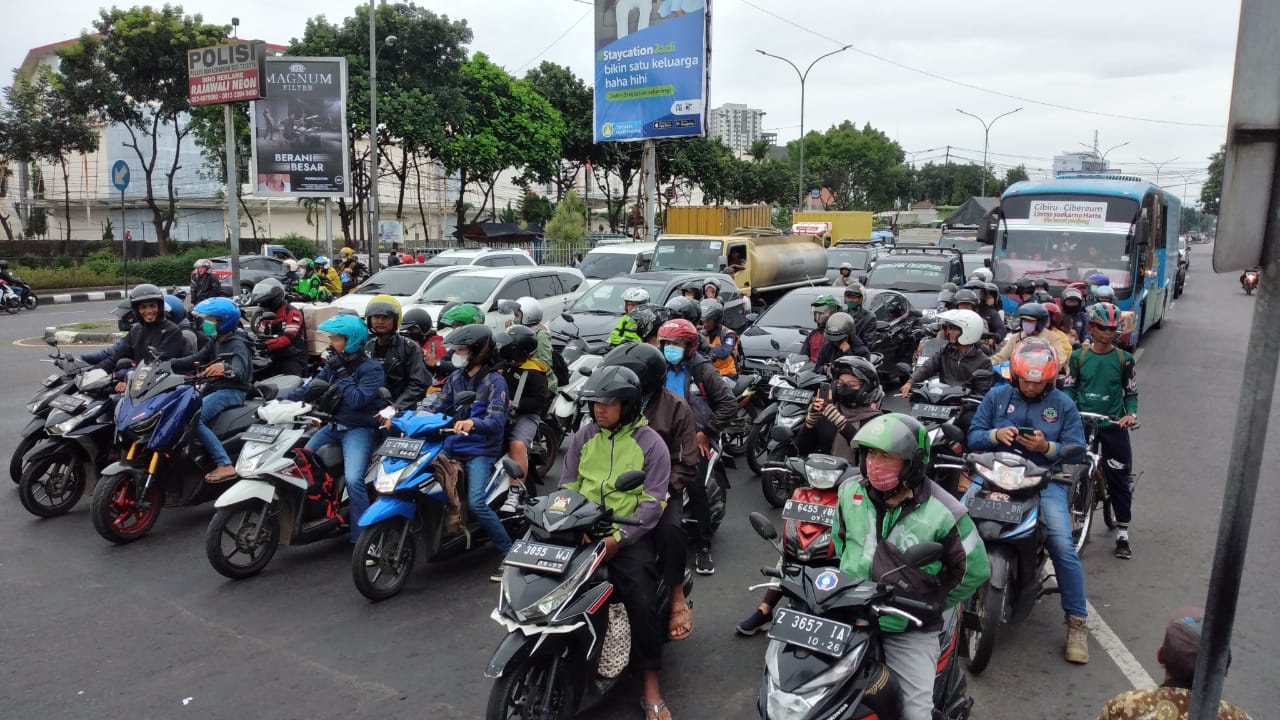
[900,309,993,432]
[680,278,703,301]
[294,259,331,302]
[699,298,738,384]
[816,311,871,373]
[314,256,343,296]
[170,297,254,485]
[438,302,485,331]
[968,338,1090,663]
[807,295,843,363]
[189,258,223,305]
[832,413,990,720]
[338,247,366,294]
[629,303,672,345]
[282,258,299,287]
[990,302,1072,367]
[504,296,558,396]
[843,283,877,344]
[287,315,386,541]
[936,283,958,313]
[664,296,710,354]
[1060,286,1089,346]
[1062,302,1139,559]
[1240,266,1261,291]
[702,279,720,301]
[399,307,447,371]
[494,325,551,514]
[834,261,855,287]
[960,281,1006,344]
[1013,277,1036,308]
[250,278,307,377]
[560,365,673,720]
[0,259,31,299]
[364,295,429,411]
[609,287,651,345]
[657,318,735,575]
[97,284,188,389]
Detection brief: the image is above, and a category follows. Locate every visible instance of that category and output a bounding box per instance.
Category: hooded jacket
[642,388,699,492]
[286,353,385,428]
[370,333,429,410]
[423,364,509,458]
[170,328,254,394]
[561,416,670,547]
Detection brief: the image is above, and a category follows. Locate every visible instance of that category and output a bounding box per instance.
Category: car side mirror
[769,338,780,351]
[749,511,779,541]
[984,257,993,268]
[615,470,646,493]
[902,541,943,568]
[858,274,869,285]
[561,312,575,324]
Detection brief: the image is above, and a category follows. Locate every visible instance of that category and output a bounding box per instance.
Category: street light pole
[757,46,852,210]
[955,107,1022,197]
[1138,156,1179,186]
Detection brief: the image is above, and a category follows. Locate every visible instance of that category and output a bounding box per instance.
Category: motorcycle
[722,370,767,456]
[748,512,973,720]
[900,367,993,497]
[683,435,730,538]
[484,471,693,719]
[89,357,302,544]
[1,278,23,314]
[752,358,827,507]
[204,390,347,579]
[0,275,37,311]
[1242,269,1259,295]
[550,316,608,438]
[17,367,117,518]
[959,446,1085,674]
[12,338,88,484]
[866,310,929,388]
[769,455,849,567]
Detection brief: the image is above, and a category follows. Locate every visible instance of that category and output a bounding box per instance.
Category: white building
[709,103,766,153]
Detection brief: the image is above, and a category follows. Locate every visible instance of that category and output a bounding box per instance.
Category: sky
[5,0,1240,204]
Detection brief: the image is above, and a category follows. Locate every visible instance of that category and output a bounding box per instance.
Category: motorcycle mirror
[260,312,277,323]
[304,379,331,401]
[749,511,779,541]
[45,336,58,348]
[901,541,943,568]
[746,312,758,324]
[615,470,646,493]
[969,368,993,383]
[858,274,868,285]
[453,390,478,407]
[1058,444,1087,464]
[502,456,524,480]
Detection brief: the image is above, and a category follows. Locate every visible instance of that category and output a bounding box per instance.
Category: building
[709,103,766,153]
[1053,152,1110,177]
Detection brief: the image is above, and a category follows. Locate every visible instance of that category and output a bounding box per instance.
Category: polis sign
[187,40,267,106]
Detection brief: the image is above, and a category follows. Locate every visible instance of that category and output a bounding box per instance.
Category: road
[1,258,1275,719]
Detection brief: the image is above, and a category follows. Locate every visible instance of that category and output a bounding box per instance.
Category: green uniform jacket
[1063,346,1138,418]
[534,326,558,395]
[608,315,642,346]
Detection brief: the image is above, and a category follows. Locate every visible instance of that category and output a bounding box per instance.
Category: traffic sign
[111,160,130,192]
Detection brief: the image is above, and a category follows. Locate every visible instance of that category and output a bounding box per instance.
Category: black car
[210,255,291,295]
[739,286,833,359]
[860,245,966,316]
[825,246,879,283]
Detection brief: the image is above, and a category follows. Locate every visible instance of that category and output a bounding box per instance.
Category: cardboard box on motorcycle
[296,303,340,357]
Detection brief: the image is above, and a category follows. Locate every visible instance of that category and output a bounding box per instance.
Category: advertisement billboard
[593,0,710,143]
[250,57,350,197]
[187,40,266,106]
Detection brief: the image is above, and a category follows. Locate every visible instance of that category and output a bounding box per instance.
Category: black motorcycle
[751,358,826,507]
[12,339,89,484]
[18,366,117,518]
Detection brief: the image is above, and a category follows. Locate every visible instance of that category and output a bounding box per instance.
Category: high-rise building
[709,103,766,153]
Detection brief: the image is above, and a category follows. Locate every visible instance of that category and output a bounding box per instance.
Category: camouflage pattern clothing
[1099,684,1251,720]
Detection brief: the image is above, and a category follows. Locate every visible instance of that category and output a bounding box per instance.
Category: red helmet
[1088,302,1123,330]
[1043,301,1063,326]
[657,318,699,355]
[1009,338,1059,383]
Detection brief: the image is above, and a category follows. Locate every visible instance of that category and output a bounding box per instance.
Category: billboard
[250,57,350,197]
[593,0,710,142]
[187,40,266,106]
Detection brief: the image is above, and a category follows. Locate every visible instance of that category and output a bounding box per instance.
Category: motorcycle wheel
[744,418,771,476]
[10,433,43,484]
[4,297,20,314]
[532,422,560,482]
[18,456,86,518]
[205,503,281,580]
[22,294,38,311]
[90,472,163,543]
[1067,467,1095,556]
[723,407,752,456]
[485,656,572,720]
[352,517,416,601]
[1246,285,1255,296]
[760,450,792,508]
[965,585,1005,675]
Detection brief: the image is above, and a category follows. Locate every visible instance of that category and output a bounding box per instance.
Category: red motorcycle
[1242,269,1260,295]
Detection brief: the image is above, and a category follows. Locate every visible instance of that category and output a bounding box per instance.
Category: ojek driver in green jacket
[832,413,989,720]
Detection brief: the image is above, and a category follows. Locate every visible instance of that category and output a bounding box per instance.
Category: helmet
[163,295,186,324]
[250,277,285,310]
[936,287,956,308]
[0,260,8,270]
[812,294,842,312]
[1088,302,1123,330]
[1043,301,1063,327]
[1015,278,1035,296]
[297,258,313,271]
[129,283,166,321]
[839,262,853,272]
[444,324,495,366]
[1016,302,1049,334]
[601,341,667,394]
[283,258,298,272]
[843,282,865,300]
[364,294,402,331]
[984,282,1000,300]
[680,279,703,298]
[823,312,855,343]
[1009,337,1059,383]
[193,258,212,270]
[963,278,988,299]
[665,295,702,324]
[113,298,136,332]
[1032,289,1054,304]
[1061,286,1085,308]
[400,307,434,337]
[621,287,651,305]
[853,413,931,493]
[340,246,356,257]
[193,297,241,335]
[496,324,539,364]
[703,278,720,293]
[952,288,981,309]
[969,267,993,283]
[828,355,883,406]
[1086,273,1110,287]
[315,255,330,267]
[439,302,483,328]
[1033,279,1050,292]
[512,296,543,326]
[1095,285,1117,301]
[580,365,644,428]
[627,304,664,340]
[936,309,985,345]
[657,318,700,360]
[699,298,723,325]
[319,313,369,354]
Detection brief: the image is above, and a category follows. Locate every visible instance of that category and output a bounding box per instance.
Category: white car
[408,266,585,332]
[421,247,535,268]
[331,265,470,316]
[577,242,656,291]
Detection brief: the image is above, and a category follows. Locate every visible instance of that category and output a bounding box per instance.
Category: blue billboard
[593,0,709,143]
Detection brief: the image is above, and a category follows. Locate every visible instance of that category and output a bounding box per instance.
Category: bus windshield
[993,193,1139,292]
[651,239,724,272]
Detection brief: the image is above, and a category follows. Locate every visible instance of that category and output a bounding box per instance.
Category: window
[528,274,561,299]
[496,278,533,303]
[557,271,582,293]
[484,255,517,267]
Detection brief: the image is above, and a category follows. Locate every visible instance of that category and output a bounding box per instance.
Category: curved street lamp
[955,107,1022,196]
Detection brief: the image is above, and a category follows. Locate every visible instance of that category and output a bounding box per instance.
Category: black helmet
[823,312,855,343]
[250,277,285,310]
[962,279,988,302]
[628,304,668,341]
[936,287,956,308]
[984,282,1000,300]
[1015,278,1035,296]
[699,298,724,325]
[828,355,884,406]
[400,307,434,338]
[1032,289,1053,304]
[665,295,701,324]
[363,294,402,332]
[601,341,667,397]
[0,260,9,270]
[952,288,981,308]
[680,279,704,298]
[1016,302,1050,334]
[129,283,166,323]
[1033,278,1050,292]
[113,297,136,332]
[495,324,538,364]
[444,324,495,367]
[580,365,643,428]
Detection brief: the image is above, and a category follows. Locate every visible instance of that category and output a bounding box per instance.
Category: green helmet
[853,413,931,493]
[440,302,483,329]
[811,294,842,311]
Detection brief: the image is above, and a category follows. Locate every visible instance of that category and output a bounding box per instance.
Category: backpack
[291,447,342,522]
[551,347,571,387]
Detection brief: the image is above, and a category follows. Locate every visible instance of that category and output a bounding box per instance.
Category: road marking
[1087,599,1156,689]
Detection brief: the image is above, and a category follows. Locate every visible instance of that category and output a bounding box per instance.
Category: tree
[910,161,995,205]
[519,191,554,227]
[1200,144,1225,216]
[791,121,905,211]
[189,102,259,239]
[544,189,586,249]
[57,6,229,254]
[498,202,519,224]
[523,62,593,201]
[592,143,643,231]
[1004,165,1030,187]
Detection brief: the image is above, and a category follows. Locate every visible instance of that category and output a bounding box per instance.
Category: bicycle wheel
[1067,467,1095,556]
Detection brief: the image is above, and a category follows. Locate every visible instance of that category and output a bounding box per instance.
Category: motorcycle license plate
[376,437,425,460]
[503,539,574,575]
[965,495,1024,523]
[781,499,836,527]
[768,608,853,657]
[50,394,87,413]
[911,402,956,421]
[772,386,814,404]
[243,424,283,443]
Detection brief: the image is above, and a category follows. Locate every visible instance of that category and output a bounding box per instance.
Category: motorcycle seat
[253,375,303,400]
[733,374,759,395]
[313,443,344,475]
[209,400,266,437]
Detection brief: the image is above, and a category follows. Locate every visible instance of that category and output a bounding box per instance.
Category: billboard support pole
[643,140,657,241]
[325,198,334,258]
[225,103,242,294]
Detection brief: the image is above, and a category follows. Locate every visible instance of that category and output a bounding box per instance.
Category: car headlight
[519,552,598,622]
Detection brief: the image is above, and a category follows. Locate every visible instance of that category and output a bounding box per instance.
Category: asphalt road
[1,256,1276,719]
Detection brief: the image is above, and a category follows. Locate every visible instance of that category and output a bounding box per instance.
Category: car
[937,235,987,253]
[825,245,879,283]
[210,255,290,296]
[420,247,535,268]
[548,271,747,352]
[408,266,585,333]
[577,243,656,291]
[859,245,966,315]
[330,265,471,316]
[739,286,832,358]
[1175,237,1190,298]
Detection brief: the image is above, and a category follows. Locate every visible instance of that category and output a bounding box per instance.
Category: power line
[737,0,1225,129]
[514,9,592,73]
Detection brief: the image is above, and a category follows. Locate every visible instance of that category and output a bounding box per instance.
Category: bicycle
[1067,411,1139,555]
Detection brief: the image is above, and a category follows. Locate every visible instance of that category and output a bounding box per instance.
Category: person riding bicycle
[900,309,992,433]
[560,364,673,720]
[250,278,307,377]
[97,284,188,388]
[699,298,738,384]
[816,311,871,373]
[399,307,447,372]
[314,256,343,296]
[968,338,1090,664]
[189,258,223,305]
[609,287,651,346]
[1062,302,1139,559]
[843,283,877,344]
[831,413,989,720]
[494,324,551,514]
[364,295,429,411]
[807,295,843,364]
[990,302,1072,367]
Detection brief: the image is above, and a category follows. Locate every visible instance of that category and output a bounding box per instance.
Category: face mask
[452,353,470,368]
[833,384,859,407]
[865,453,902,493]
[1021,320,1038,335]
[846,300,861,312]
[201,319,219,337]
[663,345,685,365]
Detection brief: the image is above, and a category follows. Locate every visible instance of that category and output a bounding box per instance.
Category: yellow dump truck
[664,205,772,236]
[792,211,874,244]
[650,227,829,304]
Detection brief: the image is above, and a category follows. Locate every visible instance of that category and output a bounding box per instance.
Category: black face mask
[833,383,859,407]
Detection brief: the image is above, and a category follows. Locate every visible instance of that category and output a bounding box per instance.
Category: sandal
[641,698,672,720]
[668,605,693,641]
[205,467,238,484]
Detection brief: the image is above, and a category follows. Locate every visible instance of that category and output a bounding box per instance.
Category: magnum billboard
[251,57,350,197]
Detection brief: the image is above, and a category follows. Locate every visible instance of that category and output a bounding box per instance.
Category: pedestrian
[387,243,400,267]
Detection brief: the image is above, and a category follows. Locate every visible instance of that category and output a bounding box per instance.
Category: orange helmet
[1009,338,1059,383]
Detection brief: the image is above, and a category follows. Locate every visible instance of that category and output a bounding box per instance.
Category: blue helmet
[1086,272,1110,287]
[315,255,330,267]
[193,297,241,334]
[319,313,369,353]
[163,295,185,324]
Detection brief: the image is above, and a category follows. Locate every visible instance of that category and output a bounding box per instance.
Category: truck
[791,211,874,244]
[649,227,829,305]
[663,204,772,236]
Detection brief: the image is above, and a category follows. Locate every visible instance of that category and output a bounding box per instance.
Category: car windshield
[420,275,502,304]
[827,248,871,270]
[352,269,429,296]
[866,260,949,292]
[651,239,724,272]
[755,291,823,331]
[570,278,670,314]
[579,252,636,279]
[422,254,473,267]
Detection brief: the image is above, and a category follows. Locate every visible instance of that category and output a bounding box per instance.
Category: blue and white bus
[992,174,1180,346]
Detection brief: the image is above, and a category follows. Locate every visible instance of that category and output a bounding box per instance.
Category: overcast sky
[5,0,1239,202]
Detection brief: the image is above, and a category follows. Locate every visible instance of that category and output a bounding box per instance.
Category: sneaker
[695,548,715,575]
[736,608,772,636]
[500,484,527,514]
[490,561,507,583]
[1114,538,1132,560]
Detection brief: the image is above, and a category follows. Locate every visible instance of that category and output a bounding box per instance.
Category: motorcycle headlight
[27,401,41,414]
[975,460,1035,491]
[795,639,869,694]
[236,443,275,475]
[519,552,597,622]
[804,467,843,490]
[375,464,404,494]
[53,413,87,436]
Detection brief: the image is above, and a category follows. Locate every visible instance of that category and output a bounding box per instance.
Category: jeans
[1097,425,1133,526]
[307,424,376,542]
[462,455,511,554]
[1040,481,1088,618]
[196,389,246,467]
[881,628,942,720]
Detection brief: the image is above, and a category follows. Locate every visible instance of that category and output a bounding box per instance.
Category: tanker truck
[650,227,829,306]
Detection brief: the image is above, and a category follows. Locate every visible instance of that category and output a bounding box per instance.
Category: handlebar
[760,566,781,578]
[613,516,643,527]
[1078,411,1140,431]
[891,596,935,616]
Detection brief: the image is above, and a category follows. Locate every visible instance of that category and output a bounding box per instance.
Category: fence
[385,240,607,268]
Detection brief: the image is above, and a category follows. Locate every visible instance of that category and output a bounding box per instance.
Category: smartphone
[819,382,832,401]
[1018,426,1037,437]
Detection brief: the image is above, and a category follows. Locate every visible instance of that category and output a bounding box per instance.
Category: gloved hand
[821,404,848,432]
[323,349,347,377]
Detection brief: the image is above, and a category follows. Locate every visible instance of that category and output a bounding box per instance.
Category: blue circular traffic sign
[111,160,130,192]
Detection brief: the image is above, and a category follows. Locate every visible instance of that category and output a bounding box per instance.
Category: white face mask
[452,353,470,368]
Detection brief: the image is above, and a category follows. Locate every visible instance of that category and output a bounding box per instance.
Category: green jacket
[832,478,989,632]
[561,417,670,546]
[534,325,558,395]
[608,315,642,346]
[295,275,326,301]
[1063,346,1137,418]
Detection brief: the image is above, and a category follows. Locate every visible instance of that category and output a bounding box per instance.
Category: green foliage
[545,190,586,248]
[15,265,134,290]
[772,206,794,230]
[791,121,905,211]
[101,218,114,241]
[906,162,999,206]
[498,202,519,224]
[1004,165,1030,187]
[275,233,320,260]
[1201,144,1224,216]
[522,62,593,199]
[519,193,555,227]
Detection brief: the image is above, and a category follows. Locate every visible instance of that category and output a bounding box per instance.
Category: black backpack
[551,348,570,387]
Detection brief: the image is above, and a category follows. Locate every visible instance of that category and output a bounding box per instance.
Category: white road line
[1087,599,1157,689]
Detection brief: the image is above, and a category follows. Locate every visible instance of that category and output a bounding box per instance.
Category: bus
[991,174,1180,347]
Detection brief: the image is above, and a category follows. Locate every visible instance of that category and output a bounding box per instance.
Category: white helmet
[937,309,986,345]
[621,287,651,304]
[283,259,298,272]
[512,296,542,326]
[969,267,993,283]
